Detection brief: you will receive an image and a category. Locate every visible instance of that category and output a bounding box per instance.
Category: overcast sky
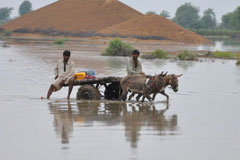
[0,0,239,23]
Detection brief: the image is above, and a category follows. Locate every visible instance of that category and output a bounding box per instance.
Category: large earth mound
[98,14,209,44]
[2,0,142,33]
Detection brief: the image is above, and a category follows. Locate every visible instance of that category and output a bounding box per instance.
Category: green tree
[160,10,170,18]
[200,8,217,29]
[0,7,13,23]
[232,6,240,30]
[189,21,203,29]
[173,2,200,29]
[19,0,32,16]
[222,12,234,29]
[221,6,240,30]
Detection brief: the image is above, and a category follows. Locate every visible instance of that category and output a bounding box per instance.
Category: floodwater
[197,40,240,52]
[0,39,240,160]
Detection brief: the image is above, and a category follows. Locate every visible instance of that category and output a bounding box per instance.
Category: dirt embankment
[2,0,142,33]
[1,0,208,44]
[98,14,209,44]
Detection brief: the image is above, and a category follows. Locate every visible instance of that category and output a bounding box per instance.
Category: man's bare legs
[47,78,73,100]
[67,78,74,100]
[47,84,55,99]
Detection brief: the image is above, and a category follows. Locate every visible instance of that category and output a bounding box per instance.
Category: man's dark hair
[132,49,140,55]
[63,50,71,56]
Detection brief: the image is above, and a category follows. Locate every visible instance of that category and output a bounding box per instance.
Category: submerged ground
[0,39,240,160]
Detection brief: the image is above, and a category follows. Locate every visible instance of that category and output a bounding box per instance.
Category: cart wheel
[77,85,101,100]
[104,83,120,100]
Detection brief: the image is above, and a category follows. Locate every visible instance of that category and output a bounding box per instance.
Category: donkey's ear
[176,74,183,78]
[164,71,168,76]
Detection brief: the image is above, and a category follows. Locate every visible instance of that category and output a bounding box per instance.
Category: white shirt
[127,58,143,76]
[54,59,75,80]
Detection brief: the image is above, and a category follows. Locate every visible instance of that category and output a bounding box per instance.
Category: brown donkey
[119,75,152,102]
[129,74,183,102]
[119,74,166,102]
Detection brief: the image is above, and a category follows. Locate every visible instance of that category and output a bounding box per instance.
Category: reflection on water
[197,41,240,52]
[176,60,195,70]
[106,57,126,70]
[50,102,74,144]
[48,101,178,148]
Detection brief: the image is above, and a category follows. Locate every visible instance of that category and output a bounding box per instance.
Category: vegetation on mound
[142,49,168,59]
[53,39,67,45]
[236,60,240,65]
[178,50,198,61]
[145,11,157,15]
[102,38,134,56]
[208,51,240,59]
[1,30,12,38]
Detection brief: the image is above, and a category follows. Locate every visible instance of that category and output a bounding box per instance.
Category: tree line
[0,0,32,24]
[172,3,240,31]
[148,3,240,35]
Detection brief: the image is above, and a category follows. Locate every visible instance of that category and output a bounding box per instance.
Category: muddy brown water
[0,40,240,160]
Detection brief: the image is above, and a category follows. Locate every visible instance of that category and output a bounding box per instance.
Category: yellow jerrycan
[74,72,86,80]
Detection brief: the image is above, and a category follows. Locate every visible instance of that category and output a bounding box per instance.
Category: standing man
[127,49,145,76]
[47,50,75,100]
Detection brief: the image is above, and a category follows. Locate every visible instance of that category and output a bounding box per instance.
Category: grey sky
[0,0,239,22]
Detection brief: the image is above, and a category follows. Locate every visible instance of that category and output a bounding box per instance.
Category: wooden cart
[69,76,122,100]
